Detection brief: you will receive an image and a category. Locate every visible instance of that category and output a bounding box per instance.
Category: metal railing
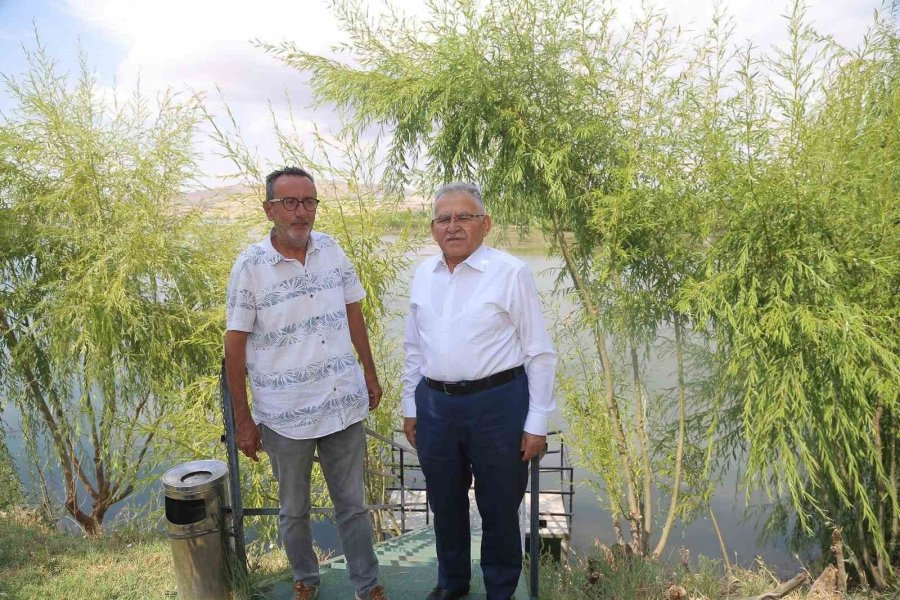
[525,431,575,578]
[527,431,575,531]
[218,362,548,599]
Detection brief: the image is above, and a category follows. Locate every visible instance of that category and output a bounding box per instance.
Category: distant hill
[180,182,430,216]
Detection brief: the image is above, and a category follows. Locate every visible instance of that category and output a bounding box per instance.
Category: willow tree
[681,5,900,587]
[258,0,712,557]
[0,44,234,534]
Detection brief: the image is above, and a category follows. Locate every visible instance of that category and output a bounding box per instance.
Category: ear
[262,201,274,221]
[483,214,493,234]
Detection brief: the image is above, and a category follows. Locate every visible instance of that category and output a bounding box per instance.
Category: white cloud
[59,0,888,184]
[609,0,885,51]
[57,0,434,183]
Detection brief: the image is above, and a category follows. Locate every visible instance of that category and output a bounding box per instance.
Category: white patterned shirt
[226,231,368,439]
[401,244,558,435]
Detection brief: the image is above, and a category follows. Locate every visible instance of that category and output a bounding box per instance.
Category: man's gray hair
[433,181,485,215]
[265,166,314,201]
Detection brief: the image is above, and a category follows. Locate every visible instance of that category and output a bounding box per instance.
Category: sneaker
[293,580,319,600]
[355,584,390,600]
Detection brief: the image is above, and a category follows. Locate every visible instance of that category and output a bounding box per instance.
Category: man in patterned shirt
[225,167,389,600]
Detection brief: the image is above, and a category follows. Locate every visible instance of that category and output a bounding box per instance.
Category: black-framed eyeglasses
[269,196,320,211]
[431,212,485,227]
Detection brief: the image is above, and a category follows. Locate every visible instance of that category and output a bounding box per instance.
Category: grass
[0,509,177,599]
[535,548,900,600]
[0,509,324,600]
[2,509,896,599]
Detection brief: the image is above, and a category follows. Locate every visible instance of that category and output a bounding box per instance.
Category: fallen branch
[729,572,809,600]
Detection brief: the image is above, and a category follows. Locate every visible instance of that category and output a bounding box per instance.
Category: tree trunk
[549,212,643,550]
[0,309,126,537]
[652,316,687,559]
[890,417,898,540]
[856,509,885,589]
[630,345,653,554]
[872,404,886,585]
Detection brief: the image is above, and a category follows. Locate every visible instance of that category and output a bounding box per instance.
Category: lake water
[0,233,802,576]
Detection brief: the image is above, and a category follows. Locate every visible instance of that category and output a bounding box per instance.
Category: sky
[0,0,895,185]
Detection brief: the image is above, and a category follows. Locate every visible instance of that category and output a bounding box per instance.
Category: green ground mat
[257,525,531,599]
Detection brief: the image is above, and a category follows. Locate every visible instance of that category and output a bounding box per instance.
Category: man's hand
[403,417,417,449]
[521,432,546,462]
[365,371,383,410]
[347,302,382,410]
[236,419,262,462]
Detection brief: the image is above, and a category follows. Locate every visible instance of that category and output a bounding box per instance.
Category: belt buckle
[444,381,464,395]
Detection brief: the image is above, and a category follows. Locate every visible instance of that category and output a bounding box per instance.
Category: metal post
[219,360,248,573]
[399,448,406,533]
[559,436,564,488]
[529,454,540,600]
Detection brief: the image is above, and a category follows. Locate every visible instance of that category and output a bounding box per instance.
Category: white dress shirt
[226,231,369,440]
[402,244,557,435]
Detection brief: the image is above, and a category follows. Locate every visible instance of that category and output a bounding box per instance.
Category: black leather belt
[425,365,525,396]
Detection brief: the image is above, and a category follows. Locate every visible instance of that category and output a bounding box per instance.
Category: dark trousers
[415,372,529,600]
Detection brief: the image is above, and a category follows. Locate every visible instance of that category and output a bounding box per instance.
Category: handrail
[530,455,540,600]
[219,360,248,571]
[365,426,414,451]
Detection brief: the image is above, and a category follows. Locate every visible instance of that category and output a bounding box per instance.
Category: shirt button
[309,294,314,298]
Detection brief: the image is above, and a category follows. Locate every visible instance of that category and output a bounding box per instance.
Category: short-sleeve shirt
[226,230,368,440]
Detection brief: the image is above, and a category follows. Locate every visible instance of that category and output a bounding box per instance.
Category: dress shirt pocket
[413,301,438,332]
[467,303,510,343]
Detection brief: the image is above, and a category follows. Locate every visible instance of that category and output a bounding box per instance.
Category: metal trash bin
[163,460,231,600]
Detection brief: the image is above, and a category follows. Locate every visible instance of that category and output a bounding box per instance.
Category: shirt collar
[435,243,490,273]
[263,229,319,263]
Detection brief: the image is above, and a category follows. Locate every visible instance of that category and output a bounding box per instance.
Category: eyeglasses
[431,213,485,227]
[269,197,320,211]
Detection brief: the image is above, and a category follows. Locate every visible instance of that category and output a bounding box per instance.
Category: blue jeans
[260,420,380,596]
[416,372,530,600]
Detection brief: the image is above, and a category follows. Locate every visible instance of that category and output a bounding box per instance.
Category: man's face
[264,175,317,248]
[431,191,492,264]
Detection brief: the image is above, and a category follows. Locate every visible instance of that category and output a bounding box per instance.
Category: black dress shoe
[425,585,470,600]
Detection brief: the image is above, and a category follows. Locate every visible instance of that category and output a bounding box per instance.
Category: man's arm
[511,266,558,461]
[346,301,382,409]
[224,329,262,461]
[401,307,425,448]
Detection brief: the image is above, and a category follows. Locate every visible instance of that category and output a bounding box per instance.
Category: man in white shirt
[225,167,389,600]
[402,182,557,600]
